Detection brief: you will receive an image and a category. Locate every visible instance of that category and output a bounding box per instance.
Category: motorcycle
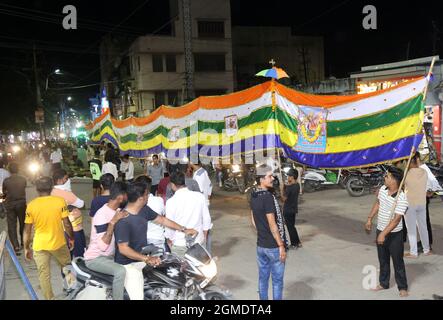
[222,164,246,193]
[426,163,443,189]
[65,236,231,300]
[345,165,387,197]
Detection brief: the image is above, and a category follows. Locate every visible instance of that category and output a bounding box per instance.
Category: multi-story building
[100,0,234,118]
[99,1,326,118]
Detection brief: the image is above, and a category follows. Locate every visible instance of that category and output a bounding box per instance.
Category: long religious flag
[86,77,427,168]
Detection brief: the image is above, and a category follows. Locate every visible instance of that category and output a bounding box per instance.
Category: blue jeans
[257,246,285,300]
[205,229,212,255]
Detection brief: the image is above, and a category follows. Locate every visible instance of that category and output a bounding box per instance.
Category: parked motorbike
[426,163,443,189]
[65,236,231,300]
[345,165,387,197]
[222,164,246,193]
[302,168,342,193]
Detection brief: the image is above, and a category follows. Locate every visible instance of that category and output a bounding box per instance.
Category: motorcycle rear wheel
[346,177,366,197]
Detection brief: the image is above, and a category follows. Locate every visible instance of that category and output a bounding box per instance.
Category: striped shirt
[377,186,408,233]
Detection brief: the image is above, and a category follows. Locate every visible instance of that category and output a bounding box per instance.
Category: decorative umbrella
[255,66,289,79]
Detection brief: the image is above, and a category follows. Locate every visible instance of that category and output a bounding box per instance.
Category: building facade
[100,0,326,118]
[100,0,234,118]
[232,26,324,90]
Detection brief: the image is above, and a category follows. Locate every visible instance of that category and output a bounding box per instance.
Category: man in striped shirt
[365,166,409,297]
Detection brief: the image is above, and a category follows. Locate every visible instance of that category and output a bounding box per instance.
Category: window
[152,54,163,72]
[198,21,224,38]
[154,91,165,107]
[165,54,176,72]
[194,53,225,72]
[167,91,178,106]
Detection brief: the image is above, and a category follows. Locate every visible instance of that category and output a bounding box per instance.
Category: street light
[45,69,62,90]
[67,96,72,101]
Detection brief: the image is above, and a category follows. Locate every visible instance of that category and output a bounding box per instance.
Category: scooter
[302,168,342,193]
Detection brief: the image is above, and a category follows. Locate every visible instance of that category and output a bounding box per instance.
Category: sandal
[404,253,418,258]
[371,284,388,292]
[399,290,409,297]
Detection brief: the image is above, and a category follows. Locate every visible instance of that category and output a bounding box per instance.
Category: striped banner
[86,78,427,168]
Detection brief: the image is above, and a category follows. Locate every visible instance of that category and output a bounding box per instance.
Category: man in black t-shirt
[113,182,197,299]
[250,164,287,300]
[89,173,114,217]
[282,169,302,249]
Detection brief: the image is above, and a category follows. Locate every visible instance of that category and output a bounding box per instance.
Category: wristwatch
[180,226,186,232]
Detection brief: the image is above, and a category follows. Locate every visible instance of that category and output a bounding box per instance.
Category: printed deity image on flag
[225,115,238,137]
[169,126,180,142]
[294,107,327,153]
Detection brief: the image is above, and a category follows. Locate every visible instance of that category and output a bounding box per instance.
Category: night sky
[0,0,441,131]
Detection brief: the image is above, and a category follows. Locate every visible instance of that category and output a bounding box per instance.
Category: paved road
[1,179,442,300]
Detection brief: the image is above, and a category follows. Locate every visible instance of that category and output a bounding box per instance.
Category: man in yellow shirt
[23,176,74,300]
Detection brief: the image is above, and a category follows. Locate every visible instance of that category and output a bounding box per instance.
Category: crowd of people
[1,137,442,300]
[0,138,216,300]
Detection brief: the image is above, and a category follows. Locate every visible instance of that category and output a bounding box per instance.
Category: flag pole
[271,78,285,198]
[422,56,436,101]
[386,57,437,221]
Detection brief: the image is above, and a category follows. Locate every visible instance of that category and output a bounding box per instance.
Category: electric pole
[182,0,195,103]
[33,43,46,141]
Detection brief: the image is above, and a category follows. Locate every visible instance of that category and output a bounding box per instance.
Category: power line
[293,0,352,31]
[0,7,147,37]
[0,3,148,34]
[0,34,93,49]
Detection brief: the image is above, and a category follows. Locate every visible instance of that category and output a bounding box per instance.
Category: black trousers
[376,229,408,291]
[5,200,26,249]
[284,209,300,246]
[425,197,433,245]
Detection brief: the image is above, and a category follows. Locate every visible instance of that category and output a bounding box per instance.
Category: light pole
[45,69,62,91]
[33,43,46,141]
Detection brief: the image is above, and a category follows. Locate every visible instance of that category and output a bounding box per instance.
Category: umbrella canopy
[255,67,289,79]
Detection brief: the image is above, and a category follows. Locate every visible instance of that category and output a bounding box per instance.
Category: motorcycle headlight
[198,260,217,279]
[28,162,40,174]
[232,164,241,173]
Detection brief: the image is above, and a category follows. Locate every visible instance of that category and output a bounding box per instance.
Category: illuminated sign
[357,76,421,94]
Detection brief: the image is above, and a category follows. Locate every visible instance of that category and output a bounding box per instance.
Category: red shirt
[157,176,170,203]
